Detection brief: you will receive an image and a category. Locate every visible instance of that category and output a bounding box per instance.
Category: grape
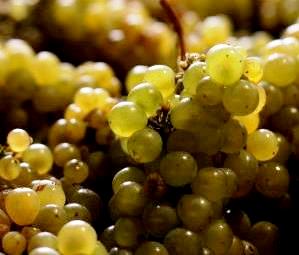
[125,65,148,92]
[64,203,92,222]
[271,133,291,163]
[33,204,67,234]
[263,53,297,87]
[114,217,143,248]
[225,208,251,239]
[203,220,233,255]
[100,225,116,251]
[224,150,258,197]
[5,187,40,226]
[243,56,263,84]
[264,37,299,57]
[166,130,197,153]
[260,82,284,116]
[283,84,299,107]
[53,142,81,167]
[29,247,59,255]
[127,128,162,163]
[196,76,223,106]
[242,241,259,255]
[283,23,299,39]
[31,179,66,207]
[27,232,58,252]
[252,85,267,114]
[109,247,133,255]
[0,209,11,238]
[164,228,203,255]
[12,162,34,186]
[143,203,178,238]
[255,162,289,198]
[22,143,53,175]
[206,44,245,86]
[7,128,31,152]
[0,155,21,181]
[112,167,146,194]
[160,151,197,187]
[108,101,148,137]
[135,241,169,255]
[222,80,259,116]
[127,82,163,117]
[21,227,41,241]
[64,103,85,120]
[183,61,206,96]
[92,241,109,255]
[177,194,215,232]
[246,129,278,161]
[2,231,26,255]
[143,65,175,99]
[57,220,97,255]
[63,159,89,184]
[227,236,244,255]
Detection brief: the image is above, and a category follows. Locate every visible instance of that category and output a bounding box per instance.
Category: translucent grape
[0,208,11,238]
[29,247,59,255]
[234,114,260,134]
[63,159,89,184]
[112,167,145,194]
[206,44,245,86]
[0,155,21,181]
[22,143,53,175]
[260,82,283,116]
[53,142,81,167]
[2,231,26,255]
[92,241,109,255]
[127,82,163,117]
[222,80,259,116]
[127,128,162,163]
[100,225,116,251]
[247,129,278,161]
[108,101,147,137]
[271,133,291,163]
[64,203,91,222]
[57,220,97,255]
[135,241,169,255]
[7,128,31,152]
[196,76,223,106]
[263,53,297,87]
[125,65,148,92]
[243,56,263,84]
[143,65,175,99]
[27,232,58,252]
[160,151,197,187]
[5,187,40,226]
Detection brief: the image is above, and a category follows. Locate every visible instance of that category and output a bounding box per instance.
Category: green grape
[22,143,53,175]
[191,167,228,202]
[248,221,279,255]
[225,208,251,239]
[243,56,263,84]
[69,188,102,222]
[222,80,259,116]
[135,241,169,255]
[246,129,278,161]
[143,65,175,99]
[0,208,11,238]
[206,44,245,86]
[108,101,147,137]
[63,159,89,184]
[224,150,258,197]
[0,155,21,181]
[31,51,60,86]
[203,220,233,255]
[264,37,299,57]
[109,181,147,218]
[64,203,92,222]
[127,128,162,163]
[177,194,214,232]
[84,2,109,32]
[283,84,299,107]
[58,220,97,255]
[53,143,81,167]
[263,53,297,87]
[114,217,143,248]
[92,241,109,255]
[182,61,206,96]
[21,227,41,241]
[227,236,244,255]
[255,162,289,198]
[260,82,283,116]
[160,151,197,187]
[221,119,247,153]
[0,49,8,86]
[166,130,197,153]
[31,179,66,207]
[234,113,260,134]
[271,133,291,163]
[64,103,85,120]
[5,187,40,226]
[2,231,26,255]
[242,241,259,255]
[196,76,223,106]
[283,23,299,39]
[125,65,148,92]
[7,128,31,153]
[29,247,59,255]
[109,247,133,255]
[127,82,163,117]
[100,225,116,251]
[34,204,68,234]
[222,168,238,200]
[142,203,179,238]
[112,167,145,193]
[164,228,203,255]
[252,85,266,114]
[27,232,58,252]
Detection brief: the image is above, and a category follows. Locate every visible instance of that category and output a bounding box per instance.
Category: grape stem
[160,0,186,61]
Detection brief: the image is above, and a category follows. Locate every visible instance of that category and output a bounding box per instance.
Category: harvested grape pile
[0,0,298,255]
